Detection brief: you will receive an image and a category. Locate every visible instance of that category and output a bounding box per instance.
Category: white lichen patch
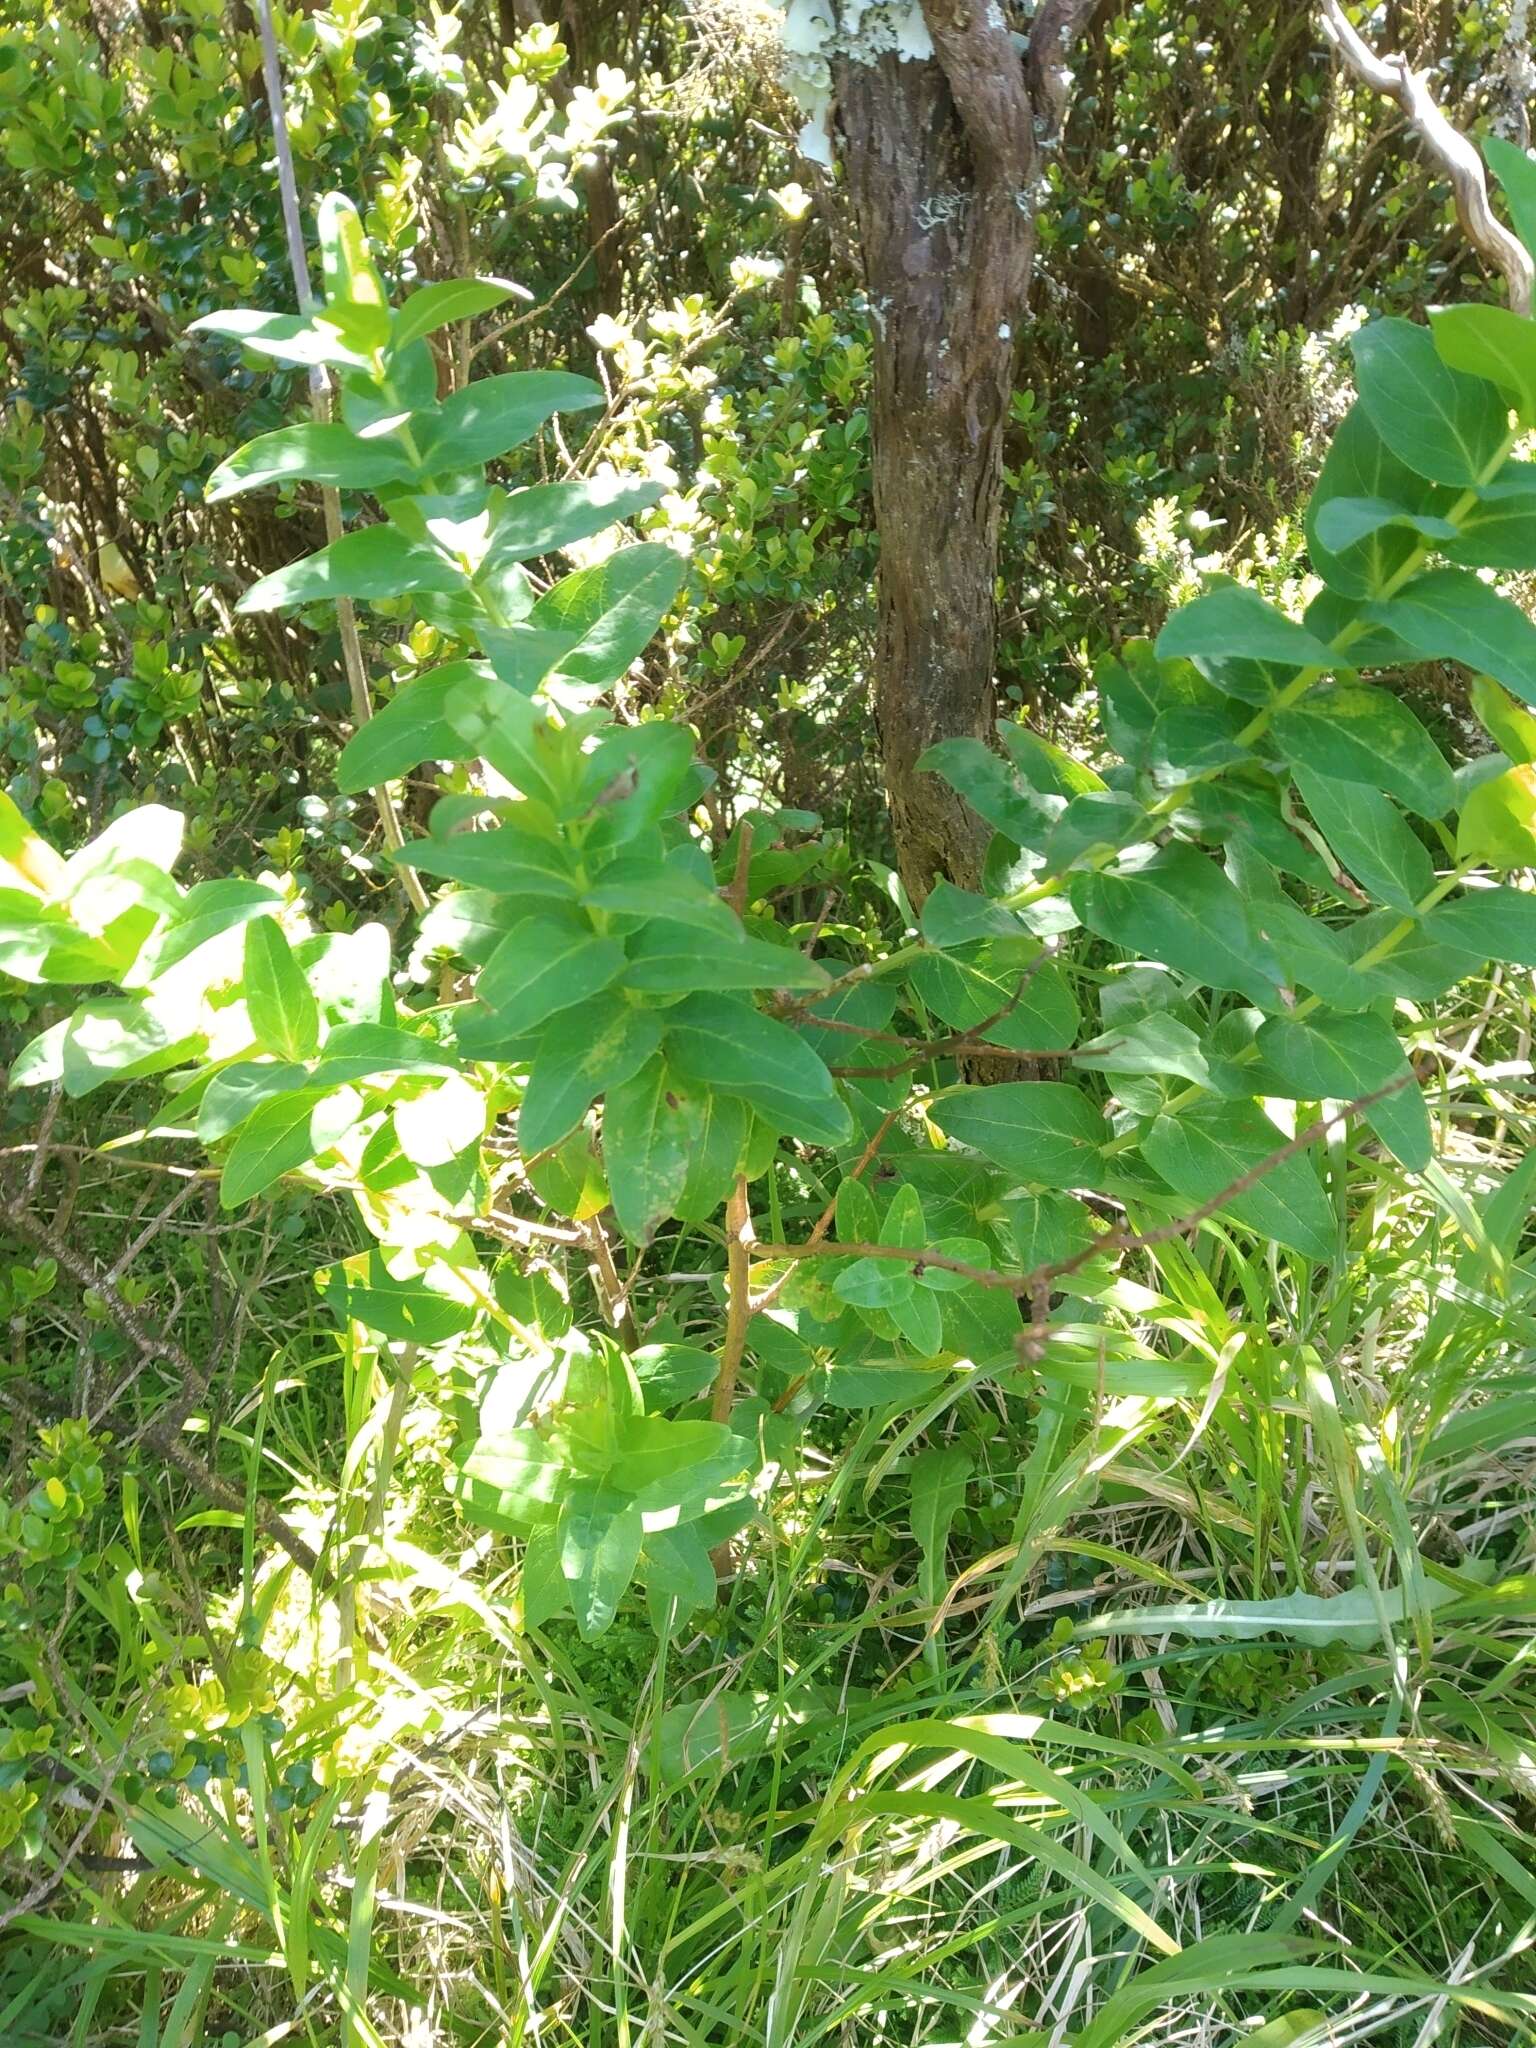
[774,0,934,164]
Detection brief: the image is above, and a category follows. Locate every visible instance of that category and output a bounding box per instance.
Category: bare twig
[253,0,428,914]
[1320,0,1534,314]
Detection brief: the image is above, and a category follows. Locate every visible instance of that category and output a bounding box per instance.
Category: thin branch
[1321,0,1534,315]
[253,0,429,914]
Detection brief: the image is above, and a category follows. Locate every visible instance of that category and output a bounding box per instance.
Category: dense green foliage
[7,5,1536,2046]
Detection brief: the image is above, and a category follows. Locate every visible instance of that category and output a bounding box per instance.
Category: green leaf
[662,993,852,1146]
[440,672,566,803]
[1271,684,1453,818]
[888,1284,944,1356]
[392,276,528,354]
[909,1443,971,1611]
[520,1523,570,1627]
[1074,1013,1211,1089]
[997,721,1106,797]
[906,948,1080,1053]
[394,822,577,898]
[1076,1581,1459,1648]
[930,1081,1105,1187]
[477,914,625,1035]
[1156,584,1334,672]
[312,1021,459,1087]
[187,307,370,371]
[530,544,686,696]
[1070,845,1283,1007]
[1444,470,1536,568]
[58,997,203,1098]
[1292,765,1433,913]
[129,879,284,980]
[631,1343,718,1408]
[1255,1011,1430,1171]
[220,1086,361,1206]
[920,880,1033,948]
[414,371,604,472]
[1473,675,1536,763]
[238,524,465,614]
[602,1055,693,1242]
[455,1428,565,1530]
[674,1087,752,1224]
[622,919,830,994]
[1430,883,1536,968]
[1141,1098,1335,1262]
[316,193,390,354]
[1486,134,1536,259]
[243,919,320,1061]
[1366,565,1536,701]
[335,661,490,792]
[519,993,663,1155]
[197,1062,311,1142]
[642,1525,717,1629]
[1431,302,1536,424]
[561,1482,643,1638]
[1350,316,1509,486]
[206,423,416,502]
[1456,763,1536,866]
[1095,639,1219,764]
[918,737,1060,846]
[1310,397,1466,593]
[1310,495,1458,554]
[482,479,661,568]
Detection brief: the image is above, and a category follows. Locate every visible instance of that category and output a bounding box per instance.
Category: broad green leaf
[673,1087,752,1224]
[930,1080,1105,1187]
[394,1072,485,1169]
[1456,762,1536,866]
[441,671,566,803]
[519,993,663,1154]
[520,1522,570,1627]
[609,1417,736,1499]
[243,918,320,1061]
[1444,470,1536,568]
[622,919,830,994]
[906,948,1079,1053]
[316,193,390,354]
[997,722,1106,796]
[1156,583,1334,672]
[1271,683,1452,818]
[1074,1013,1211,1089]
[662,992,852,1146]
[1350,315,1509,486]
[1486,133,1536,258]
[1095,639,1219,764]
[335,661,491,792]
[219,1086,362,1206]
[1430,882,1536,967]
[392,276,528,354]
[455,1428,565,1529]
[187,307,370,371]
[238,524,465,614]
[631,1343,718,1408]
[1256,1011,1430,1170]
[602,1054,693,1242]
[919,736,1060,846]
[530,544,686,696]
[1310,495,1457,554]
[414,370,604,472]
[130,879,284,981]
[1070,845,1283,1007]
[482,478,660,569]
[1292,765,1433,912]
[642,1525,717,1628]
[1006,1190,1098,1270]
[58,997,203,1098]
[1366,566,1536,701]
[206,423,416,502]
[198,1061,310,1142]
[1431,302,1536,423]
[1471,675,1536,761]
[909,1443,971,1612]
[1141,1098,1335,1261]
[394,822,577,898]
[477,914,625,1034]
[888,1285,944,1357]
[920,879,1033,948]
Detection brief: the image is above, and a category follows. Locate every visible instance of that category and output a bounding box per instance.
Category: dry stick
[1320,0,1534,315]
[252,0,428,916]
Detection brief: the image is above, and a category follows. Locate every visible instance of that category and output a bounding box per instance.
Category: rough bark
[832,2,1093,904]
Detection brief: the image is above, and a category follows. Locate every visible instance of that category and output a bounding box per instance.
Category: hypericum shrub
[11,172,1536,1643]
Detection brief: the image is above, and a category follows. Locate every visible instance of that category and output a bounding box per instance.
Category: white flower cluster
[774,0,933,165]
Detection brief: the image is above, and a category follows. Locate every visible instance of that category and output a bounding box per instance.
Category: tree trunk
[832,4,1092,905]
